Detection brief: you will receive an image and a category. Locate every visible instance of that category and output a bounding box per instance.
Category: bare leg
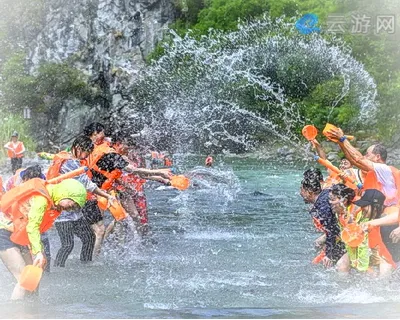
[336,253,351,274]
[120,194,143,236]
[0,247,29,300]
[379,260,394,279]
[91,220,105,258]
[104,219,116,239]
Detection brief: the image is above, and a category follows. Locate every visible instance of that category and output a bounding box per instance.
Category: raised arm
[326,127,374,172]
[311,139,327,160]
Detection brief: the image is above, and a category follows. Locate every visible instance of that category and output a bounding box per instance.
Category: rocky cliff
[28,0,176,149]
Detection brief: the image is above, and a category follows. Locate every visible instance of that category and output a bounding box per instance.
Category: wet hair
[83,122,105,137]
[71,136,94,153]
[303,168,324,182]
[330,183,355,205]
[370,203,384,220]
[372,144,387,162]
[21,165,45,181]
[110,132,125,146]
[301,177,322,194]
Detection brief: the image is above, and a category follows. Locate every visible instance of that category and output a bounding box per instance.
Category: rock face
[28,0,176,148]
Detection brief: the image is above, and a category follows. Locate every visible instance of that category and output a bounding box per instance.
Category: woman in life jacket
[352,189,397,277]
[47,136,118,260]
[111,135,170,236]
[360,193,400,271]
[4,131,25,174]
[328,184,370,273]
[83,122,108,146]
[300,173,346,268]
[0,178,87,300]
[4,165,52,273]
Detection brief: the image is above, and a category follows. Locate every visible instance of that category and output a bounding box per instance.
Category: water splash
[112,16,376,153]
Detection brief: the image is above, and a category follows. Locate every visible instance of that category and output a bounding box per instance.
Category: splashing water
[112,16,377,153]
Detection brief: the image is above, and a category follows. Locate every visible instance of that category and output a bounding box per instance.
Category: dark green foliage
[0,54,96,114]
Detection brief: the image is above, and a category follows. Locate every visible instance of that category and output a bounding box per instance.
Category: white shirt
[372,162,397,206]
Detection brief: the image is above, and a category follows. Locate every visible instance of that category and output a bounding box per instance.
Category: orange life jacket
[362,166,400,206]
[0,178,59,246]
[164,158,173,167]
[46,151,95,200]
[46,151,72,180]
[5,141,24,158]
[85,143,122,191]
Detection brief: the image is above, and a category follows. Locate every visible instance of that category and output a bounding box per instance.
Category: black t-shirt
[91,153,129,188]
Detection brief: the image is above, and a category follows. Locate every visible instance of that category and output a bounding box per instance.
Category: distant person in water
[4,132,25,174]
[205,155,213,167]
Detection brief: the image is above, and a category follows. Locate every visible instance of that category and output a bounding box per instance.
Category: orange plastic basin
[171,175,190,191]
[109,201,127,221]
[97,196,108,211]
[341,223,364,248]
[19,265,43,292]
[301,125,318,141]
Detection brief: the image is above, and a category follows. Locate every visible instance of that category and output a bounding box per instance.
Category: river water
[1,156,400,318]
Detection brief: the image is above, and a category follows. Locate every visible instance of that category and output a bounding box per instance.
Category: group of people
[0,122,174,300]
[301,126,400,277]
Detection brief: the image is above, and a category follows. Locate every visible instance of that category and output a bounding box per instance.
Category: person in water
[49,136,116,266]
[111,134,170,236]
[4,165,52,273]
[83,122,110,146]
[4,131,25,174]
[327,127,400,207]
[300,173,346,268]
[205,155,213,167]
[0,178,87,300]
[328,184,373,273]
[310,138,363,191]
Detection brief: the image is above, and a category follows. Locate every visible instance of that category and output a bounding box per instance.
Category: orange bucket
[341,223,364,248]
[323,123,354,142]
[19,265,43,292]
[170,175,190,191]
[97,196,108,211]
[109,201,127,221]
[301,125,318,141]
[322,123,338,141]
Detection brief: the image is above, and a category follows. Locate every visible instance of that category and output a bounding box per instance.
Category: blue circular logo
[295,13,320,35]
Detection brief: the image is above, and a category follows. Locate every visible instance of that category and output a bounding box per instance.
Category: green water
[0,157,400,318]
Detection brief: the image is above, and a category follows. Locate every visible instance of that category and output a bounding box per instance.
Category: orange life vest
[46,151,72,180]
[5,141,24,158]
[164,158,173,167]
[362,166,400,206]
[0,178,59,246]
[85,143,122,191]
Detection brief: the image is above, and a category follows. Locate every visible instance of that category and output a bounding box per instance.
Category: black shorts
[0,229,17,251]
[82,200,103,225]
[381,225,400,263]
